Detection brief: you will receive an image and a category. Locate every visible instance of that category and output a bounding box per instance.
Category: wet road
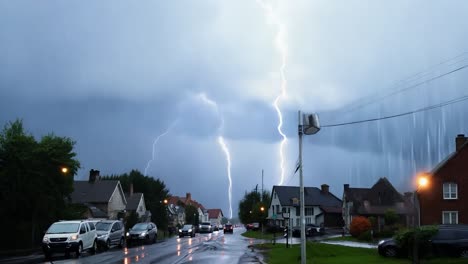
[38,228,262,264]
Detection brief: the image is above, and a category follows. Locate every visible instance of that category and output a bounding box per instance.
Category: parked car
[252,222,260,231]
[95,220,125,250]
[126,222,158,246]
[200,222,213,233]
[245,223,254,230]
[292,224,325,237]
[42,220,98,259]
[179,224,196,238]
[224,224,234,234]
[378,225,468,258]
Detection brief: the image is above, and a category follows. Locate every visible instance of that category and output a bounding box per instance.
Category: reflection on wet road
[40,228,261,264]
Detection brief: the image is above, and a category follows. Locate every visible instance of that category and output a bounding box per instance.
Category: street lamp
[413,172,430,264]
[298,111,320,264]
[61,167,69,174]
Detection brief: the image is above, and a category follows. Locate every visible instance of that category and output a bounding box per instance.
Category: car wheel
[44,252,51,260]
[119,237,124,248]
[91,240,97,254]
[106,239,111,250]
[384,247,397,257]
[75,243,83,258]
[460,248,468,258]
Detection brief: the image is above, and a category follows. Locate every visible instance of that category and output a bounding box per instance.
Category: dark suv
[378,225,468,258]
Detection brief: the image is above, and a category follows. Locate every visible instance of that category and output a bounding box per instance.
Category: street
[30,228,262,264]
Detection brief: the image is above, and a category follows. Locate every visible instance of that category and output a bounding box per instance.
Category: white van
[42,220,98,258]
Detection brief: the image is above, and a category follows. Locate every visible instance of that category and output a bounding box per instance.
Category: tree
[238,189,270,225]
[221,217,228,225]
[102,170,170,230]
[384,209,399,226]
[185,205,199,225]
[0,120,80,249]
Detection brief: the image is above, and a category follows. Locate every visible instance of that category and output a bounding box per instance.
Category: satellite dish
[303,113,320,135]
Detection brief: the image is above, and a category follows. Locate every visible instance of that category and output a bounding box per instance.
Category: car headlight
[43,237,49,243]
[179,229,182,232]
[69,235,78,241]
[126,232,130,237]
[188,229,192,232]
[140,232,147,237]
[378,240,385,245]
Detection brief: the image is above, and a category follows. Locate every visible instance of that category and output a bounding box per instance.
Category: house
[70,169,127,219]
[342,177,413,230]
[125,184,151,222]
[419,134,468,225]
[207,209,223,226]
[167,193,208,224]
[268,184,342,228]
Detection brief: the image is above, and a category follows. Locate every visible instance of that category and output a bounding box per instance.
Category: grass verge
[259,242,467,264]
[241,230,277,240]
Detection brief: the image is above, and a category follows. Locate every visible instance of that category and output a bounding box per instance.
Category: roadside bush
[357,230,372,241]
[350,216,371,238]
[395,226,438,258]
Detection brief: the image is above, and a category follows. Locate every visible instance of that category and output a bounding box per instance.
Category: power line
[340,52,468,113]
[322,94,468,128]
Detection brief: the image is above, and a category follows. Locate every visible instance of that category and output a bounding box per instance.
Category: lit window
[443,183,458,199]
[442,211,458,224]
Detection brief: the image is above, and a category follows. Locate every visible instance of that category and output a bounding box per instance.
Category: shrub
[350,216,371,238]
[395,226,438,259]
[384,209,399,226]
[357,230,372,241]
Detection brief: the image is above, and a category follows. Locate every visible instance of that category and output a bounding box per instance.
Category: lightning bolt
[197,93,233,219]
[257,0,288,185]
[144,121,177,176]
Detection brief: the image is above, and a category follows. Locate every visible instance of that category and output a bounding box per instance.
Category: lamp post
[298,111,320,264]
[412,172,430,264]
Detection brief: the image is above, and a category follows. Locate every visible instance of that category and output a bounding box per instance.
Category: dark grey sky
[1,0,468,218]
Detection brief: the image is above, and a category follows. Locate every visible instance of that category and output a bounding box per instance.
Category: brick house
[419,134,468,225]
[342,177,413,230]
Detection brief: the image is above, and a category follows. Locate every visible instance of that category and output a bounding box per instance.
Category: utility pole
[298,111,306,264]
[261,169,264,201]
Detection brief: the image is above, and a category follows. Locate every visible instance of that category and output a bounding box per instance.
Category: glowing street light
[61,167,69,174]
[164,199,168,204]
[413,172,431,264]
[260,206,265,212]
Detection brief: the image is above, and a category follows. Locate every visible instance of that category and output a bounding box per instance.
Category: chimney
[89,169,100,183]
[456,134,467,151]
[321,184,329,194]
[344,184,349,191]
[186,193,192,202]
[129,183,134,196]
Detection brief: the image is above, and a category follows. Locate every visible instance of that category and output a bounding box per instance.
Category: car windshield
[183,225,192,229]
[132,223,148,231]
[95,222,112,231]
[46,223,80,234]
[201,222,211,226]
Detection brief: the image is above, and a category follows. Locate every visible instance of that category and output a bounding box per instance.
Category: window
[80,224,87,234]
[276,205,280,214]
[443,183,458,199]
[296,218,300,226]
[282,207,286,213]
[295,207,300,216]
[305,217,312,224]
[88,222,95,230]
[442,211,458,224]
[272,206,275,214]
[305,208,314,216]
